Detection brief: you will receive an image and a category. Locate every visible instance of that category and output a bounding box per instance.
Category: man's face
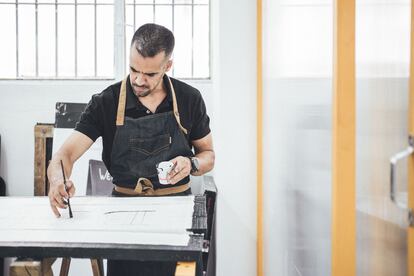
[129,46,172,98]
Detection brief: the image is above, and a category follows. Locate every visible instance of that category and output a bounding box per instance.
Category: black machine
[0,134,5,276]
[0,135,5,197]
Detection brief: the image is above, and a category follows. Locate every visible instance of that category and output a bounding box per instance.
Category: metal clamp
[390,136,414,225]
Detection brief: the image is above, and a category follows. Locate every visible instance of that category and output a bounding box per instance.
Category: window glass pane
[0,4,16,78]
[154,5,172,31]
[97,4,113,76]
[174,0,192,4]
[57,4,75,76]
[125,1,135,29]
[77,0,94,3]
[279,0,330,4]
[38,4,56,77]
[194,0,208,4]
[135,4,154,26]
[134,0,153,4]
[128,3,154,69]
[356,3,410,77]
[96,0,113,3]
[155,0,172,4]
[264,3,332,77]
[125,4,135,73]
[173,5,192,78]
[355,1,410,275]
[18,4,36,77]
[263,1,333,275]
[193,5,208,78]
[38,0,57,3]
[57,0,75,3]
[77,4,95,76]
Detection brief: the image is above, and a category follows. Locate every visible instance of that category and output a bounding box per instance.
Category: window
[0,0,114,79]
[125,0,210,79]
[0,0,210,80]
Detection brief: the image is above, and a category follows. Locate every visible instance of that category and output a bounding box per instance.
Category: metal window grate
[0,0,210,80]
[125,0,210,79]
[0,0,115,79]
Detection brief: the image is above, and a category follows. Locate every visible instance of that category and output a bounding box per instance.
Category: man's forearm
[193,150,215,176]
[47,151,74,186]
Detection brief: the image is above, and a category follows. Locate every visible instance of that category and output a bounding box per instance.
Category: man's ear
[165,59,173,72]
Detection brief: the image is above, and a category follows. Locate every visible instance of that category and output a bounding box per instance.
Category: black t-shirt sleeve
[75,94,104,142]
[189,92,211,141]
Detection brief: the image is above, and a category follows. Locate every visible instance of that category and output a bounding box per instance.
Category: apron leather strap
[167,76,188,135]
[115,75,189,135]
[116,78,127,126]
[114,179,190,196]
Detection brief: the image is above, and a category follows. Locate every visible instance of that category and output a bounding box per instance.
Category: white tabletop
[0,196,195,246]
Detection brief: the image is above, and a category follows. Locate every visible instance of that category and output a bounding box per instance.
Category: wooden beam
[175,261,196,276]
[408,1,414,275]
[34,124,54,196]
[42,258,56,276]
[10,260,42,276]
[256,0,263,275]
[60,258,71,276]
[332,1,356,276]
[90,258,104,276]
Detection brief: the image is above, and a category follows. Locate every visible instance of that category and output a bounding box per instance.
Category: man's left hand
[167,156,191,184]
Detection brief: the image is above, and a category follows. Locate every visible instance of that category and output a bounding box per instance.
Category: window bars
[0,0,209,80]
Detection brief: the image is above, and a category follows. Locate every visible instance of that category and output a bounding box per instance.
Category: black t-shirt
[75,74,211,172]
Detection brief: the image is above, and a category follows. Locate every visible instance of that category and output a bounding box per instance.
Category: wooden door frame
[332,1,356,276]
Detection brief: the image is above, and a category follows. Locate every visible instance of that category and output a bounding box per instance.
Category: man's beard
[132,85,152,97]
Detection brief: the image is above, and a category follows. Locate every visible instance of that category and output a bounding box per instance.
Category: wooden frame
[332,0,356,275]
[408,1,414,275]
[34,123,54,197]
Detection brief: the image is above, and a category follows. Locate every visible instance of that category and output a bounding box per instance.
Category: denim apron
[107,77,194,274]
[110,75,194,195]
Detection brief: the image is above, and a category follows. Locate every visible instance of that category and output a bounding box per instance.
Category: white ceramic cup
[156,161,175,185]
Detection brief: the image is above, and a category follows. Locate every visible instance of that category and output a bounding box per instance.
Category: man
[47,23,215,275]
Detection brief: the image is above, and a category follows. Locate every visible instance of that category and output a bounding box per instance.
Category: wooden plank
[10,260,42,276]
[34,124,53,196]
[332,1,356,276]
[60,258,71,276]
[256,0,263,276]
[175,261,196,276]
[42,258,56,276]
[90,259,104,276]
[408,1,414,275]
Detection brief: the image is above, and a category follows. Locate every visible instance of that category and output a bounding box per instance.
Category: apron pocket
[129,134,171,156]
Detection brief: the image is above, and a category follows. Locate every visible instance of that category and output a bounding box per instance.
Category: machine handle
[390,139,414,210]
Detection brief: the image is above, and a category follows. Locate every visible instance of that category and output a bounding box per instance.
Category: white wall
[213,0,257,275]
[0,0,258,275]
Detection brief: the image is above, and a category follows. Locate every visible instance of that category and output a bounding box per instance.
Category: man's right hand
[48,180,76,218]
[46,131,94,218]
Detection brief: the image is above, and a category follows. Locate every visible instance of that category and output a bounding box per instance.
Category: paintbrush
[60,160,73,218]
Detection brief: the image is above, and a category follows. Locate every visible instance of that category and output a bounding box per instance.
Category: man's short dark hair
[131,23,175,58]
